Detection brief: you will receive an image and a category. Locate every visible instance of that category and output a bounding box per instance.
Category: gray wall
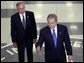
[1,1,83,44]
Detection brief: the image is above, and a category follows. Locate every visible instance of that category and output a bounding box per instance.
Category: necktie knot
[22,15,24,17]
[53,29,55,32]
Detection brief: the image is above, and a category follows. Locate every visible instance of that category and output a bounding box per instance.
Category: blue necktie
[52,29,57,47]
[22,15,26,29]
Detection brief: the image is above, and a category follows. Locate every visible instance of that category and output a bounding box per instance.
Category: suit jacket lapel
[18,12,29,30]
[47,26,55,47]
[57,24,62,46]
[25,11,31,28]
[17,13,24,29]
[47,24,62,48]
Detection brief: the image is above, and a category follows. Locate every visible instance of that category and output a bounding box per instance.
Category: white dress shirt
[19,12,26,23]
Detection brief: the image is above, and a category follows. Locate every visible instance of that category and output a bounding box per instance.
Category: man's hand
[67,55,74,62]
[36,46,41,53]
[33,39,37,44]
[13,42,17,48]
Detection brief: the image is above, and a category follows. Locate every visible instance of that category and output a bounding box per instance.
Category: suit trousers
[17,39,33,62]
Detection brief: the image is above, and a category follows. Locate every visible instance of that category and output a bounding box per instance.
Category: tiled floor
[1,38,83,62]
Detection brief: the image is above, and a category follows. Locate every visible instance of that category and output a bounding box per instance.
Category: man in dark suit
[11,2,37,62]
[35,14,73,62]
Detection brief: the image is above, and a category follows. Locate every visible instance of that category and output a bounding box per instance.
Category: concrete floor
[1,38,83,62]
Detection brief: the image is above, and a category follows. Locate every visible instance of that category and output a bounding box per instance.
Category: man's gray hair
[47,14,57,22]
[16,1,25,7]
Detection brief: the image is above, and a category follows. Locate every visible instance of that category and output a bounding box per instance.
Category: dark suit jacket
[11,11,37,43]
[36,24,72,62]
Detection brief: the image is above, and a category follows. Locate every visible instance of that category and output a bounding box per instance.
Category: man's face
[17,4,25,14]
[48,18,57,29]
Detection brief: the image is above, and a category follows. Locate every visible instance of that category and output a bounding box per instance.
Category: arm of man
[35,29,44,53]
[11,15,17,48]
[31,12,37,44]
[67,55,73,62]
[63,26,73,62]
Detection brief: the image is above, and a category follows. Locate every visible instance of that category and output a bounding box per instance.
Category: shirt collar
[50,25,57,34]
[19,12,26,17]
[51,25,57,31]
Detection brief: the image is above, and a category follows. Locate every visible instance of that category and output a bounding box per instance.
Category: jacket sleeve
[31,12,37,39]
[11,15,17,42]
[35,29,44,48]
[63,26,72,55]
